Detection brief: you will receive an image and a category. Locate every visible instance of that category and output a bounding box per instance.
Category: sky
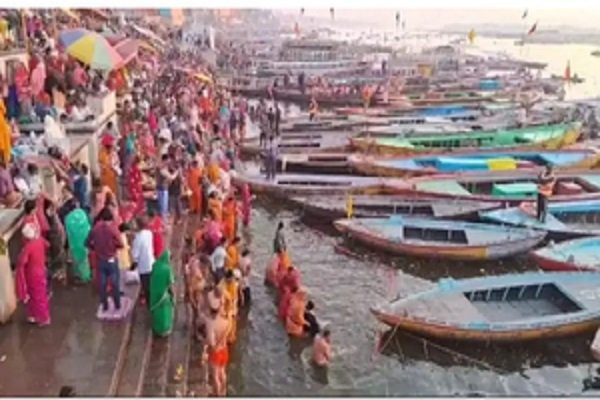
[280,8,600,32]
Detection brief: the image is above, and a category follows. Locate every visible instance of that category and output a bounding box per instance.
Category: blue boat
[350,149,600,177]
[334,216,545,260]
[532,237,600,272]
[480,199,600,239]
[371,272,600,342]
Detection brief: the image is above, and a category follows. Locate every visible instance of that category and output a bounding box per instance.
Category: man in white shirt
[210,237,228,283]
[131,216,155,306]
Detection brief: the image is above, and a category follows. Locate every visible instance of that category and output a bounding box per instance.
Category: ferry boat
[256,39,368,77]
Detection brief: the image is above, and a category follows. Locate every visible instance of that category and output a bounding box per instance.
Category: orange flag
[564,60,571,82]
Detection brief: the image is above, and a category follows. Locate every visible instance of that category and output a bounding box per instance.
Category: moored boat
[398,171,600,204]
[531,237,600,271]
[371,271,600,342]
[480,199,600,239]
[349,149,600,178]
[277,153,351,174]
[350,123,581,156]
[334,216,545,260]
[231,171,406,197]
[291,195,501,222]
[240,130,352,156]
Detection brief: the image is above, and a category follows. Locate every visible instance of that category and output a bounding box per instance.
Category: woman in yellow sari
[222,269,240,344]
[207,162,221,186]
[0,99,12,164]
[98,135,119,195]
[225,236,240,271]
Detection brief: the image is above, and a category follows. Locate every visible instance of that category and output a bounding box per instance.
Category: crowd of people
[1,8,336,396]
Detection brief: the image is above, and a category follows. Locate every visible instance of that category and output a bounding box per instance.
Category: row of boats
[234,99,600,344]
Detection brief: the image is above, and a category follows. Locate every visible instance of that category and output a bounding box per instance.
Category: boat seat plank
[415,180,472,196]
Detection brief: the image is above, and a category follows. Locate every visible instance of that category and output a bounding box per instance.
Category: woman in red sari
[148,209,165,258]
[128,155,144,216]
[15,223,50,326]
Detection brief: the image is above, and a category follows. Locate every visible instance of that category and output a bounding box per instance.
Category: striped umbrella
[59,28,123,71]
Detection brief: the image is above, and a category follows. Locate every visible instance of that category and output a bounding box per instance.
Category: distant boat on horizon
[591,50,600,57]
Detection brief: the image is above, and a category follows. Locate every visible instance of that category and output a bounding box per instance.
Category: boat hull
[349,150,600,178]
[350,123,581,156]
[371,308,600,342]
[334,219,545,261]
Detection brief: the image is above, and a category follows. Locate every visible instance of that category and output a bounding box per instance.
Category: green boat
[350,123,581,156]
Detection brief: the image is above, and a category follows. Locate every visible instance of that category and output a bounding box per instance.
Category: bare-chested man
[205,288,230,397]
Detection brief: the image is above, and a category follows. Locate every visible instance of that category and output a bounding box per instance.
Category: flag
[468,29,476,45]
[528,21,538,35]
[564,60,571,82]
[294,22,300,36]
[522,9,528,19]
[330,7,335,20]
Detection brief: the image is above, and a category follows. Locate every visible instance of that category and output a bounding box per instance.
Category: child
[118,223,133,292]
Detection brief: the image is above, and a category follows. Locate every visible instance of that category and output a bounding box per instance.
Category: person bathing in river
[239,249,252,307]
[286,286,308,338]
[304,300,320,337]
[312,329,332,367]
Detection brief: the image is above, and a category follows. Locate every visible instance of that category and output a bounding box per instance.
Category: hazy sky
[281,8,600,31]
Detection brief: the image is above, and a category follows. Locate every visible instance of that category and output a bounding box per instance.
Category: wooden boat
[277,153,351,174]
[231,171,407,197]
[240,130,352,156]
[480,199,600,239]
[531,237,600,271]
[407,91,494,106]
[290,195,501,222]
[371,271,600,342]
[350,123,581,156]
[349,149,600,178]
[397,170,600,205]
[334,216,545,260]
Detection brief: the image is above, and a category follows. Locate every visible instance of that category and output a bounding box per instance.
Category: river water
[226,32,600,395]
[226,199,600,396]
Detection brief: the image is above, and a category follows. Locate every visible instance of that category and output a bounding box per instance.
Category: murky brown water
[227,197,600,396]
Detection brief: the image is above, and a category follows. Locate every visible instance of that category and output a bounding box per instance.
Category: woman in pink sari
[241,183,252,227]
[15,224,50,326]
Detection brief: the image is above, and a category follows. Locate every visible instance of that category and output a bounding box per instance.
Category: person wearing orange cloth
[222,269,240,344]
[286,286,308,337]
[207,162,221,186]
[221,195,237,242]
[264,254,279,287]
[225,236,240,271]
[278,284,292,322]
[98,135,121,198]
[273,221,291,270]
[205,288,230,397]
[207,191,223,223]
[0,99,12,164]
[186,159,203,214]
